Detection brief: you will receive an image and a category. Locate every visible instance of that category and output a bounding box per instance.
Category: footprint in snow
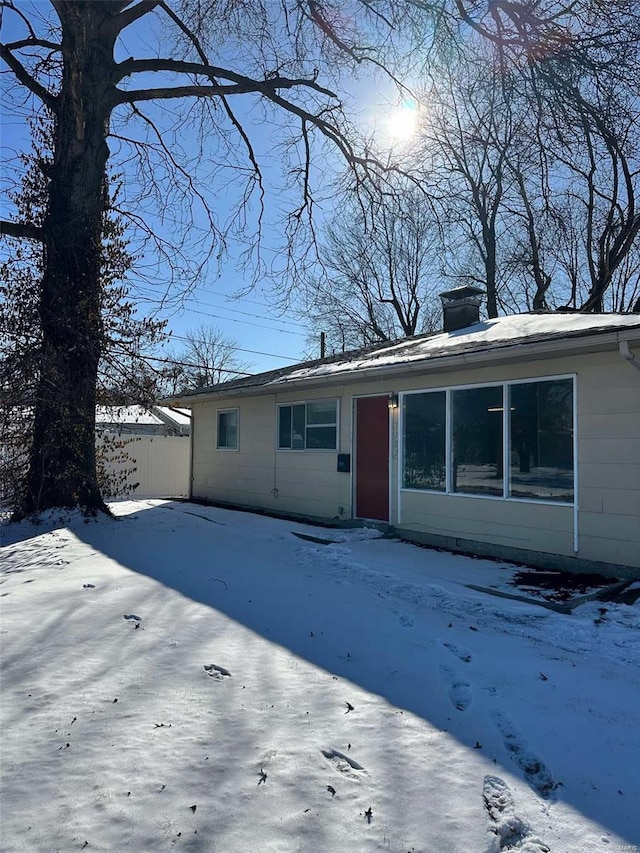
[204,664,232,680]
[123,614,141,622]
[439,664,472,711]
[439,639,472,663]
[483,775,550,852]
[491,710,557,799]
[321,748,366,779]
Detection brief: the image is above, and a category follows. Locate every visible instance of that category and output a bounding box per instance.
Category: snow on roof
[95,405,191,428]
[286,312,640,380]
[155,406,191,426]
[173,312,640,401]
[95,405,164,426]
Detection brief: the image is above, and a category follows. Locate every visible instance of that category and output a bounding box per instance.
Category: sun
[387,99,419,141]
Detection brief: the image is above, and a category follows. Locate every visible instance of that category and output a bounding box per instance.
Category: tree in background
[413,4,640,314]
[166,325,251,391]
[300,2,639,347]
[298,181,442,353]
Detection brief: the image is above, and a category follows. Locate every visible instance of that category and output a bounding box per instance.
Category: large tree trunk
[19,5,117,516]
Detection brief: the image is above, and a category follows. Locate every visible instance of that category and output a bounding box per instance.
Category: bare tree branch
[111,0,161,34]
[0,43,58,111]
[0,219,44,241]
[114,57,337,97]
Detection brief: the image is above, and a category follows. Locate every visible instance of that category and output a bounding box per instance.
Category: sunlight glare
[387,99,419,141]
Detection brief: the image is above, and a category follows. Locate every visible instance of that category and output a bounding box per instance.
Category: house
[166,292,640,578]
[95,405,191,436]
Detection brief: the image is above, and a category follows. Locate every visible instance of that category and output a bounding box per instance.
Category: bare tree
[419,56,516,319]
[413,6,640,317]
[168,325,251,391]
[299,181,442,353]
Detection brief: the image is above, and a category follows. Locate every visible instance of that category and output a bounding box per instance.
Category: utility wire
[165,332,301,362]
[1,327,303,365]
[139,353,253,378]
[183,295,307,331]
[181,305,307,337]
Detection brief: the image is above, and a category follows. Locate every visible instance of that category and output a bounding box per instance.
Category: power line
[139,353,253,378]
[1,326,304,365]
[165,332,301,362]
[180,305,307,337]
[183,295,308,331]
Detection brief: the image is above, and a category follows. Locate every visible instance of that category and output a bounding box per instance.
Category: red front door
[355,396,390,521]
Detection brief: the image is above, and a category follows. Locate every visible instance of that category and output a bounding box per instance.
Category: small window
[217,408,238,450]
[278,400,337,450]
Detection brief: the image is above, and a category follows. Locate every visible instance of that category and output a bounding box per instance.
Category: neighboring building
[96,405,191,499]
[95,405,191,436]
[166,297,640,577]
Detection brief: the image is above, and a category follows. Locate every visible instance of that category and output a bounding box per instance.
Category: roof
[167,312,640,404]
[95,405,191,428]
[96,406,164,426]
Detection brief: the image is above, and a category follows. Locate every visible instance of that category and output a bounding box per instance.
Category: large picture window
[217,408,238,450]
[401,376,574,504]
[278,400,337,450]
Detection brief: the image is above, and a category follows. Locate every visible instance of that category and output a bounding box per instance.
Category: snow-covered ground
[1,499,639,853]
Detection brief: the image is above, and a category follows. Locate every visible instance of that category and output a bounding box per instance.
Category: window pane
[218,410,238,449]
[278,406,292,448]
[292,404,306,450]
[453,386,503,496]
[306,400,336,425]
[306,425,337,449]
[509,379,574,502]
[403,392,446,491]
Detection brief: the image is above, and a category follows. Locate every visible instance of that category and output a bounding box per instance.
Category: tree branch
[114,57,336,98]
[0,43,58,111]
[111,0,161,35]
[5,37,61,52]
[115,83,262,103]
[0,220,44,241]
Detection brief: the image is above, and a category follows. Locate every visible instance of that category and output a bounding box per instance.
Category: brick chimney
[440,285,485,332]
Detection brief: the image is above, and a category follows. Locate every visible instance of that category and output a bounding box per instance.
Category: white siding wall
[100,435,190,498]
[575,349,640,567]
[191,392,352,520]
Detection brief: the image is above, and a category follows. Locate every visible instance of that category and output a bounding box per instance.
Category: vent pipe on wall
[439,285,485,332]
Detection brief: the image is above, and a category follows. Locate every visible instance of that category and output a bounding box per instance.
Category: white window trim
[399,374,576,507]
[216,407,239,451]
[276,399,339,451]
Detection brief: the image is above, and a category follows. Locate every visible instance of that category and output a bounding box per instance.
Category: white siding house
[167,312,640,577]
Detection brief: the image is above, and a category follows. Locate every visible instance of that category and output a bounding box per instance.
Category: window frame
[216,407,239,451]
[276,399,339,451]
[400,374,576,506]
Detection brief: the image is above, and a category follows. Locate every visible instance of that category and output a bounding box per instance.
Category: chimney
[439,285,485,332]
